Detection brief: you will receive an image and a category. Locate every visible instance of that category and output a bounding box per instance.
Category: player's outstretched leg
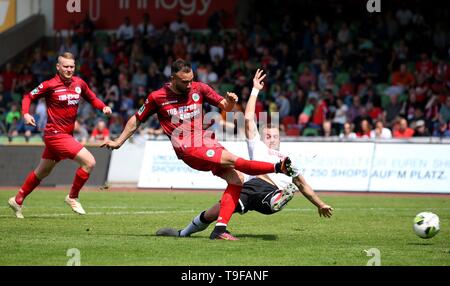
[8,159,56,218]
[66,148,95,215]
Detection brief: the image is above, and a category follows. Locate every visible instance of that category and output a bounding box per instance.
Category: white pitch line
[0,209,197,218]
[1,207,450,218]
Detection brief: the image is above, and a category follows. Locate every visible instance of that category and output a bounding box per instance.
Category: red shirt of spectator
[90,121,110,142]
[393,119,415,138]
[415,53,434,76]
[392,64,415,87]
[1,63,18,91]
[312,99,327,126]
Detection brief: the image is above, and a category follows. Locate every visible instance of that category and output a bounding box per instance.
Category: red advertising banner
[54,0,237,30]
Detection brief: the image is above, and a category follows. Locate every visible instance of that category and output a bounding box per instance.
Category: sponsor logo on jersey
[162,100,178,106]
[206,149,215,158]
[39,84,44,89]
[192,93,200,102]
[75,87,82,94]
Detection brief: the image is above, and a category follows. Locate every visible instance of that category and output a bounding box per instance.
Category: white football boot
[65,195,86,215]
[8,197,24,219]
[271,183,299,212]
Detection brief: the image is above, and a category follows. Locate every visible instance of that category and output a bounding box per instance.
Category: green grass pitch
[0,190,449,266]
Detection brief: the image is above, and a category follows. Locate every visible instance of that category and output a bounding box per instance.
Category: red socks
[217,184,242,226]
[15,171,41,205]
[234,158,275,176]
[69,168,90,199]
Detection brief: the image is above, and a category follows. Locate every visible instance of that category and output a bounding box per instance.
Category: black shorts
[234,178,280,215]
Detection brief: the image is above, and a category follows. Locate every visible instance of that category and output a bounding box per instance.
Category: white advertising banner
[136,141,450,193]
[283,142,375,191]
[369,144,450,193]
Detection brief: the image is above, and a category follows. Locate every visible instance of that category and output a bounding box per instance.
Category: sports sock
[69,168,90,199]
[179,211,211,237]
[234,158,275,175]
[15,171,41,205]
[216,184,242,227]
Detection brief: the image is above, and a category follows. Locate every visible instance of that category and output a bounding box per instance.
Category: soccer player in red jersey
[8,52,112,218]
[102,59,295,240]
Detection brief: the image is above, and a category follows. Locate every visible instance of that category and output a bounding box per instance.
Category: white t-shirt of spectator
[209,45,224,61]
[333,104,348,125]
[170,21,190,33]
[370,128,392,139]
[117,24,135,41]
[138,23,156,37]
[246,124,300,190]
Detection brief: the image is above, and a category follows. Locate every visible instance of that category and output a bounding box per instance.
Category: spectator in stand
[432,122,450,138]
[5,103,20,131]
[0,63,18,95]
[412,120,430,137]
[339,122,357,139]
[370,120,392,139]
[117,17,135,43]
[356,118,372,138]
[439,96,450,124]
[298,66,316,91]
[137,13,156,39]
[108,113,124,139]
[59,37,79,59]
[391,63,415,88]
[332,97,347,132]
[89,120,110,143]
[393,118,415,138]
[170,12,190,34]
[319,120,336,137]
[74,120,89,145]
[384,93,403,128]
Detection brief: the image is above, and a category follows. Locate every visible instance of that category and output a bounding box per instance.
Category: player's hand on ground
[318,204,333,218]
[103,106,112,116]
[23,113,36,127]
[225,92,238,103]
[101,140,121,150]
[253,69,266,90]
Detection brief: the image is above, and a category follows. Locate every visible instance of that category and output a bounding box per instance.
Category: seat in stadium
[286,128,300,137]
[282,116,296,130]
[302,127,319,137]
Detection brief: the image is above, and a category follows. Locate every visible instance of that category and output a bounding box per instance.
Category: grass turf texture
[0,190,449,266]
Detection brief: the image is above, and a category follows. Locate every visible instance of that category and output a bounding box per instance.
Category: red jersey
[136,82,224,156]
[91,127,110,141]
[22,74,106,136]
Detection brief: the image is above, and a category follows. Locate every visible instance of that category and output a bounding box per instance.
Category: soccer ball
[413,212,440,239]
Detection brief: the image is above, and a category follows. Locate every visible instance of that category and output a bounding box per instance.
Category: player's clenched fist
[225,92,238,103]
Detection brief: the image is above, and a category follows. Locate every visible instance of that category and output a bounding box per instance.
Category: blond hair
[58,52,76,62]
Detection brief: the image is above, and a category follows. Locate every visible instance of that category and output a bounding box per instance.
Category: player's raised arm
[245,69,266,140]
[292,175,333,218]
